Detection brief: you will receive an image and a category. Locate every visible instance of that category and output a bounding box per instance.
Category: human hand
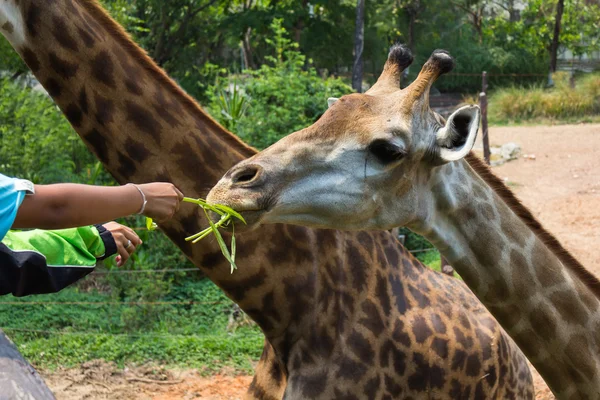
[102,221,142,267]
[137,182,184,223]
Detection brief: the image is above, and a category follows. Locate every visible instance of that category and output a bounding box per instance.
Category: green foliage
[0,37,26,76]
[398,227,432,251]
[212,81,250,133]
[0,78,111,185]
[208,19,352,149]
[489,72,600,123]
[420,42,547,93]
[13,331,262,372]
[0,279,262,371]
[417,250,442,271]
[486,0,600,59]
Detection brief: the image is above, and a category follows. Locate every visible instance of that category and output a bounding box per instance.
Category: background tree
[352,0,365,92]
[397,0,423,52]
[550,0,565,73]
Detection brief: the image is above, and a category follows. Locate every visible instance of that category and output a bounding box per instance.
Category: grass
[415,249,461,279]
[491,72,600,124]
[0,279,263,372]
[416,249,442,271]
[11,330,263,373]
[463,72,600,126]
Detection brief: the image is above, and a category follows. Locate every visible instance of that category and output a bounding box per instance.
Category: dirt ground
[476,123,600,274]
[41,123,600,399]
[41,361,254,400]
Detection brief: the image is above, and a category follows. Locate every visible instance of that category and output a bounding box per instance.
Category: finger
[120,225,136,237]
[118,232,137,255]
[115,255,122,267]
[113,233,129,260]
[124,240,136,256]
[116,225,141,245]
[120,248,131,264]
[126,246,135,256]
[117,245,130,267]
[123,228,142,247]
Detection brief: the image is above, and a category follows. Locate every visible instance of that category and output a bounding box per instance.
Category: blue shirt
[0,174,34,240]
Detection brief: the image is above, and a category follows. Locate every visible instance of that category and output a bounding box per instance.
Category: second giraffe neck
[409,158,600,399]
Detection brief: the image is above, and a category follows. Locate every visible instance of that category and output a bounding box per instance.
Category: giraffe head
[208,45,480,230]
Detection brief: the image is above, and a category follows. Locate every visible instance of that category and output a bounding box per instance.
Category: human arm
[12,182,183,230]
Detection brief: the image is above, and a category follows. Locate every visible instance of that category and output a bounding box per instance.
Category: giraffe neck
[409,157,600,399]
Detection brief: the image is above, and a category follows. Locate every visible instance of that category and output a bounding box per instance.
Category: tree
[397,0,423,51]
[352,0,365,92]
[208,19,351,149]
[549,0,565,73]
[449,0,486,43]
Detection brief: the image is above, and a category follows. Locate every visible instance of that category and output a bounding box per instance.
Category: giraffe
[0,3,535,398]
[207,44,600,399]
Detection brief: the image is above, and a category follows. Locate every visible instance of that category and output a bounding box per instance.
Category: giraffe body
[208,45,600,398]
[1,5,533,398]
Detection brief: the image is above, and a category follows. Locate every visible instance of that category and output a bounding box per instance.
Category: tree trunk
[506,0,520,22]
[293,0,309,44]
[475,12,483,44]
[352,0,365,93]
[549,0,565,73]
[242,27,255,70]
[0,329,56,399]
[407,9,416,51]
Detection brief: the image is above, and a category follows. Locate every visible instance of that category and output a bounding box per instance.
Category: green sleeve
[2,226,105,267]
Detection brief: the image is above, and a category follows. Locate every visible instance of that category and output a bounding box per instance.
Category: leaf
[182,196,244,272]
[183,197,227,216]
[183,197,246,224]
[211,204,246,224]
[185,226,212,242]
[146,217,157,231]
[203,209,237,272]
[230,224,237,273]
[191,228,216,244]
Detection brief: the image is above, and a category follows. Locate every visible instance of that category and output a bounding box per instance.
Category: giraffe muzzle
[206,162,275,231]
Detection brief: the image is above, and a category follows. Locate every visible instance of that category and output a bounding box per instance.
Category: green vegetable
[145,197,245,273]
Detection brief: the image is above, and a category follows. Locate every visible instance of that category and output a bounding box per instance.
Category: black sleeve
[94,224,117,260]
[0,244,94,297]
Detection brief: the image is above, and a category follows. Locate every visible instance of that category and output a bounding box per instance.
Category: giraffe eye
[368,139,406,164]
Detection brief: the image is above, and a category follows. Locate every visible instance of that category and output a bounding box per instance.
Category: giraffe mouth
[206,179,278,231]
[208,207,268,233]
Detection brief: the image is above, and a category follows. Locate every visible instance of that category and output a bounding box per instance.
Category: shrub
[0,78,112,184]
[207,19,352,149]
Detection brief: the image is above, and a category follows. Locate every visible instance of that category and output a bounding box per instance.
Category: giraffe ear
[435,105,480,163]
[327,97,339,108]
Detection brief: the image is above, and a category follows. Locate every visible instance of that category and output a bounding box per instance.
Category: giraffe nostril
[231,165,263,186]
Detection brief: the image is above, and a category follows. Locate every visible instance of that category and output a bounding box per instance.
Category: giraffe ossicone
[208,45,600,399]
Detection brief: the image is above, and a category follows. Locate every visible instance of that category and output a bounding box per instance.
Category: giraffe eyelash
[367,139,406,164]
